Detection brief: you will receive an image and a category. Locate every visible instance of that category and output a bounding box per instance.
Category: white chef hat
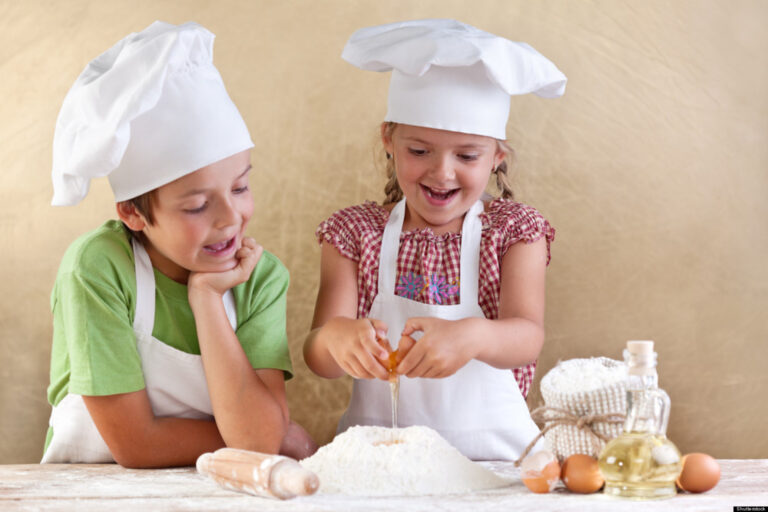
[51,21,253,206]
[342,19,567,140]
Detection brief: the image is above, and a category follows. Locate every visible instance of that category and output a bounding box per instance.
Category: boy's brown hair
[128,190,156,225]
[120,190,156,242]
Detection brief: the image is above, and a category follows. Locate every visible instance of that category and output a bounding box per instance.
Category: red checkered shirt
[315,198,555,398]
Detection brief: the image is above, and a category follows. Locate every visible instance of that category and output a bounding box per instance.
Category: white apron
[41,238,236,463]
[338,199,544,460]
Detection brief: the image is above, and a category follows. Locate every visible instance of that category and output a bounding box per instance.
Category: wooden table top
[1,459,766,511]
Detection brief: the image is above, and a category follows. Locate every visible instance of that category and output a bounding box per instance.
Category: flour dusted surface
[299,425,509,496]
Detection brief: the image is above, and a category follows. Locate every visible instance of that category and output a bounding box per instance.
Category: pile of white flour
[300,425,508,496]
[541,357,626,394]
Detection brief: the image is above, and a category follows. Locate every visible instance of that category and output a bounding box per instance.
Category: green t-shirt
[46,220,293,411]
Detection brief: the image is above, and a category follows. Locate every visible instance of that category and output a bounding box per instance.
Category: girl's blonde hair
[380,121,516,205]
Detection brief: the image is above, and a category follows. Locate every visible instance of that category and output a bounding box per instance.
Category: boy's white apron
[41,239,236,463]
[338,199,544,460]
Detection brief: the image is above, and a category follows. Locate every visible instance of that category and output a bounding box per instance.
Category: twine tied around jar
[514,406,626,466]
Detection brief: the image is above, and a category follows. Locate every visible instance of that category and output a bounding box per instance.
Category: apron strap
[222,288,237,331]
[378,199,484,305]
[131,237,155,335]
[130,237,237,334]
[459,200,483,305]
[378,200,406,297]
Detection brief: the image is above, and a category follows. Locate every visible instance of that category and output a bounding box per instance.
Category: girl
[304,19,566,460]
[43,21,316,467]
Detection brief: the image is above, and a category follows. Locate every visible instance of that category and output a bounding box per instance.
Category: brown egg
[676,453,720,493]
[521,450,561,493]
[560,454,604,494]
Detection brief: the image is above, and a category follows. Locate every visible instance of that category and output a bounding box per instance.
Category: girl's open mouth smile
[421,184,459,206]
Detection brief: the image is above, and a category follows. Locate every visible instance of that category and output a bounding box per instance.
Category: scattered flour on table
[299,425,509,496]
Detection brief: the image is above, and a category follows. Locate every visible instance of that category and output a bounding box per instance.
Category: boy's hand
[324,317,390,380]
[395,317,478,378]
[188,237,263,301]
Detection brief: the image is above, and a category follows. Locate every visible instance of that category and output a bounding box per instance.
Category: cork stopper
[625,340,656,375]
[627,340,654,355]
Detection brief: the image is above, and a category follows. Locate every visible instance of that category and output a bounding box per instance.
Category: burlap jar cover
[519,357,628,463]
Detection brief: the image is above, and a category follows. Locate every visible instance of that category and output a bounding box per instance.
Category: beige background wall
[1,0,766,463]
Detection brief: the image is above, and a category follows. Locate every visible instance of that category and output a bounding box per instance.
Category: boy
[43,21,315,467]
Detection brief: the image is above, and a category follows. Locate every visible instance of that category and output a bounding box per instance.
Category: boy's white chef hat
[342,19,567,140]
[51,21,253,206]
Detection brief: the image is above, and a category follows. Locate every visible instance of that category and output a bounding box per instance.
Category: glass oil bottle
[598,340,682,499]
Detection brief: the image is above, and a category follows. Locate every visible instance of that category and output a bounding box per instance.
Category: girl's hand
[188,237,262,302]
[395,317,479,378]
[323,317,391,380]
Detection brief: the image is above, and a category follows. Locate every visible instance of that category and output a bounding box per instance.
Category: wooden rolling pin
[196,448,319,499]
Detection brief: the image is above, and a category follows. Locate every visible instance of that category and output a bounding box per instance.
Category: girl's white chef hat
[51,21,253,206]
[342,19,567,140]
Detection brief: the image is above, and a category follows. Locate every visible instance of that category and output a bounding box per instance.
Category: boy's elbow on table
[222,407,287,455]
[112,451,154,470]
[108,437,170,469]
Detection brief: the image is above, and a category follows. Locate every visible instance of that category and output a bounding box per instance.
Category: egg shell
[560,454,604,494]
[521,450,561,494]
[676,453,720,493]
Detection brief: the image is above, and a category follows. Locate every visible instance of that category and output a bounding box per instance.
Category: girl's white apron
[338,199,544,460]
[41,238,236,463]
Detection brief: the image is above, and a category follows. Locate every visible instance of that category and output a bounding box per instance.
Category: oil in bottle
[598,341,682,499]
